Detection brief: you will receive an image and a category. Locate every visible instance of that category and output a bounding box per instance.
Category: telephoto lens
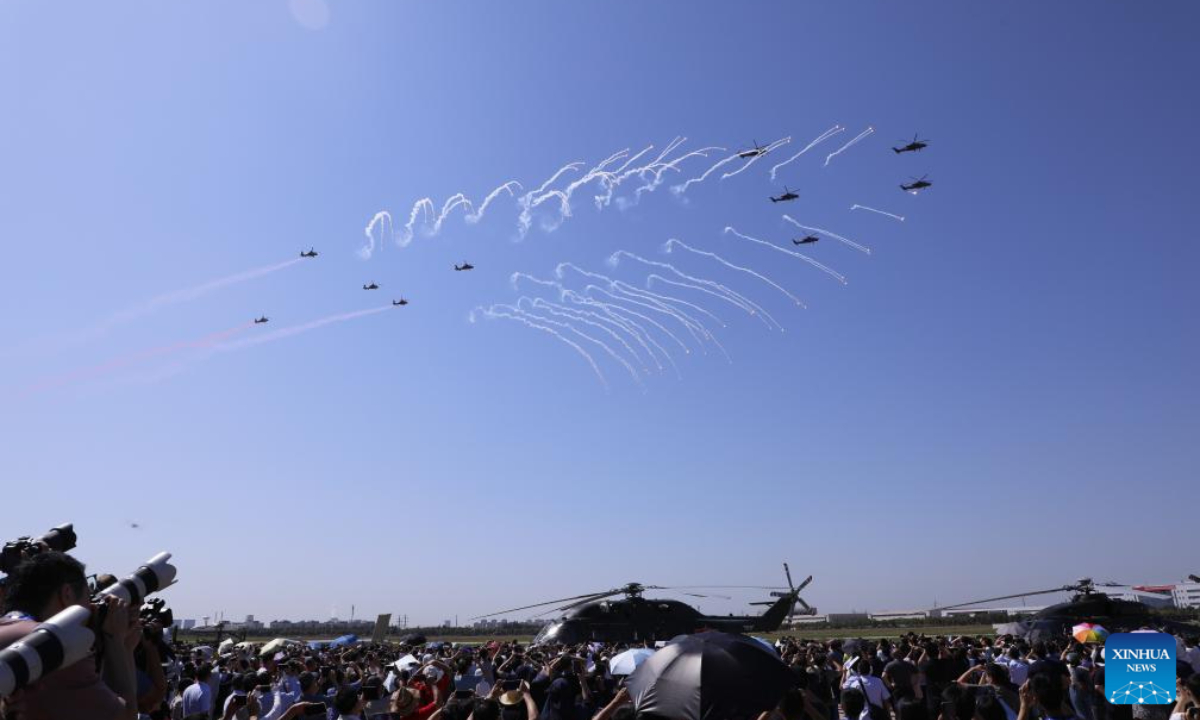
[0,606,94,698]
[96,552,177,607]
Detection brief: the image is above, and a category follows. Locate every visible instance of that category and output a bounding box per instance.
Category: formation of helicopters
[748,131,931,251]
[253,131,931,326]
[251,252,471,323]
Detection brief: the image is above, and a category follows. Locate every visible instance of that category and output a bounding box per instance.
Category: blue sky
[1,1,1197,626]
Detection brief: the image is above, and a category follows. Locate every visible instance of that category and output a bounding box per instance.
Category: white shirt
[843,673,890,709]
[181,681,213,716]
[263,688,301,720]
[1006,658,1030,686]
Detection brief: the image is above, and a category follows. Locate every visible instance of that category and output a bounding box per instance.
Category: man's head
[841,687,866,720]
[196,663,213,683]
[1,551,88,620]
[335,686,364,716]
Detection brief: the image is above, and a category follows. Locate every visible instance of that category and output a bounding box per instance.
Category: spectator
[182,663,215,717]
[0,551,140,720]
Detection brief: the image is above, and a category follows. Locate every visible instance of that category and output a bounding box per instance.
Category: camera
[0,606,94,698]
[0,524,78,574]
[140,598,174,629]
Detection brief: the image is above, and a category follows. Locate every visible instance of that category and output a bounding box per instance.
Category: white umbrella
[609,648,655,676]
[394,653,420,672]
[260,638,301,656]
[218,638,235,655]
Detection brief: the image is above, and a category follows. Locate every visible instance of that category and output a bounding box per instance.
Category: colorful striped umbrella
[1072,623,1109,643]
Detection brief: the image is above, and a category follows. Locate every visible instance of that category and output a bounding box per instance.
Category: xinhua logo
[1104,632,1176,705]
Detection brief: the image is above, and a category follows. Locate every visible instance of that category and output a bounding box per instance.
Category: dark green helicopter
[936,577,1196,641]
[473,563,814,645]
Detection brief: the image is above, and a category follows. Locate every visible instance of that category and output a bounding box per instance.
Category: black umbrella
[628,632,797,720]
[399,633,427,645]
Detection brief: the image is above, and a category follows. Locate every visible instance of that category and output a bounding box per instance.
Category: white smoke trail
[723,226,847,285]
[466,181,523,224]
[518,297,646,383]
[215,306,391,353]
[672,151,742,195]
[361,211,393,259]
[594,144,657,208]
[850,204,905,222]
[824,126,875,167]
[511,272,665,372]
[583,284,697,360]
[770,125,844,180]
[397,199,436,247]
[720,136,791,181]
[525,149,630,232]
[608,251,780,330]
[517,162,585,236]
[556,262,716,347]
[613,279,726,329]
[503,303,642,389]
[626,142,724,206]
[471,305,607,390]
[431,194,475,234]
[782,215,872,255]
[530,297,653,373]
[603,282,733,363]
[664,238,805,308]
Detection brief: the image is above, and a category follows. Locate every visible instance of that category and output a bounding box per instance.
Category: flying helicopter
[793,235,819,245]
[454,262,474,272]
[935,577,1198,641]
[901,175,932,193]
[473,563,814,645]
[770,187,800,203]
[893,134,929,154]
[392,298,409,306]
[363,282,379,290]
[300,248,318,258]
[738,140,769,159]
[254,316,269,324]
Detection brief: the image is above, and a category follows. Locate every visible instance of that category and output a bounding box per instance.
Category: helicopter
[893,134,929,154]
[363,282,379,290]
[770,187,800,203]
[901,175,932,193]
[300,248,318,258]
[935,577,1198,641]
[793,235,819,245]
[254,316,269,324]
[738,140,770,159]
[455,262,474,272]
[473,563,814,645]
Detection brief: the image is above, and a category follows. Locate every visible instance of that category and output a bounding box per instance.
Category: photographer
[0,551,141,720]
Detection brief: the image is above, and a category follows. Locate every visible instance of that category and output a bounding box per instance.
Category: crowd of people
[3,550,1200,720]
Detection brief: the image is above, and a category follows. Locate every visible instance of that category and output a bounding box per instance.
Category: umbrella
[394,653,420,672]
[750,637,778,654]
[628,632,797,720]
[260,638,301,656]
[609,648,655,676]
[1072,623,1109,643]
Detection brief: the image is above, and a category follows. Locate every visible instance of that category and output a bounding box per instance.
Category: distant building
[868,610,930,621]
[1109,590,1174,609]
[1173,582,1200,609]
[180,619,196,630]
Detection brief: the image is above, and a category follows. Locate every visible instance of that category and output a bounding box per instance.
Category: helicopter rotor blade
[783,563,795,592]
[796,596,813,612]
[680,592,733,600]
[471,589,622,619]
[796,575,813,593]
[935,585,1077,613]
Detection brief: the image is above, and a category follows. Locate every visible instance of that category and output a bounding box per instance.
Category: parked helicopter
[935,577,1198,641]
[473,563,814,645]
